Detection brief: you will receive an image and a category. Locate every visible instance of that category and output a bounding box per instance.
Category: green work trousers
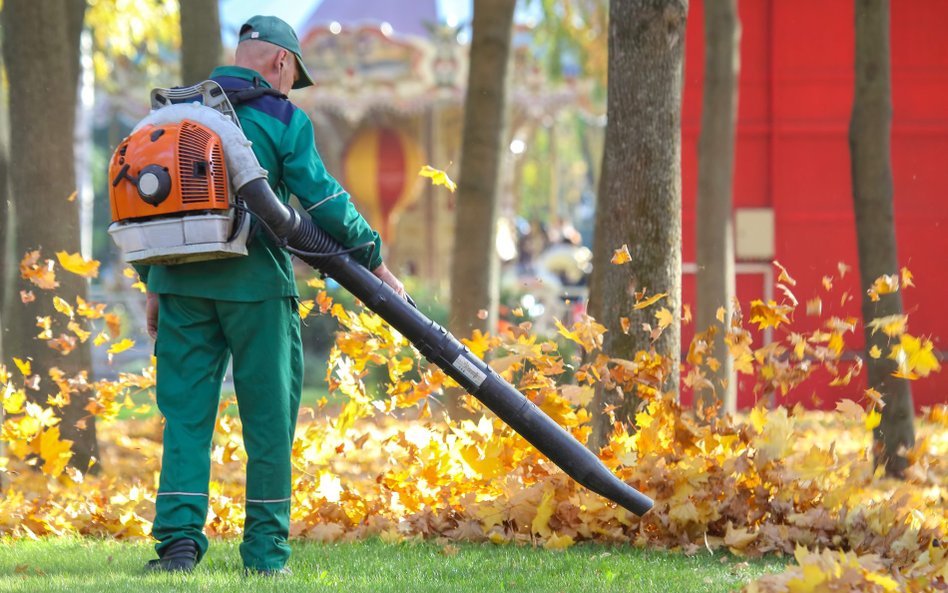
[151,294,302,571]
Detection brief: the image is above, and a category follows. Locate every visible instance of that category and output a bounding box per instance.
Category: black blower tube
[239,178,654,516]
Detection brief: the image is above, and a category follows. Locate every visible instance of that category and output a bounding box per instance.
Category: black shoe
[245,566,292,578]
[144,538,199,573]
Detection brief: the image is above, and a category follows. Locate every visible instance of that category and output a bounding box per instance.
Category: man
[141,15,404,575]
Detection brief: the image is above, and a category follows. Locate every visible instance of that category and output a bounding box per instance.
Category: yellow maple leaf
[68,321,91,343]
[865,408,882,430]
[531,489,555,537]
[716,306,726,323]
[76,297,106,319]
[749,300,792,330]
[543,533,574,550]
[724,522,758,551]
[418,165,457,192]
[866,314,908,337]
[632,292,667,310]
[462,329,492,359]
[3,389,26,414]
[866,572,900,591]
[754,406,793,460]
[681,303,692,324]
[900,266,914,289]
[867,274,899,302]
[610,244,632,265]
[655,307,674,330]
[888,334,942,379]
[298,299,315,319]
[869,345,882,359]
[668,501,700,524]
[56,251,100,278]
[13,357,32,376]
[37,426,74,477]
[107,339,135,355]
[53,296,75,319]
[36,316,53,340]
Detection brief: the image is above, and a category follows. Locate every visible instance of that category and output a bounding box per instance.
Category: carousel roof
[298,0,439,39]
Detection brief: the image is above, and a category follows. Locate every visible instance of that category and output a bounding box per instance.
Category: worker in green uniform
[140,15,405,575]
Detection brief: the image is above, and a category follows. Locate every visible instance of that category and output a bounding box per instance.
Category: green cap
[238,15,314,89]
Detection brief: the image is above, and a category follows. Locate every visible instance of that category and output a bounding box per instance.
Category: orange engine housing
[109,120,230,223]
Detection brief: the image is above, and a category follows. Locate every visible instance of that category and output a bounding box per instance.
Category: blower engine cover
[108,118,249,265]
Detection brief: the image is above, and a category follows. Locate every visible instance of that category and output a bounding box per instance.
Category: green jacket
[136,66,383,300]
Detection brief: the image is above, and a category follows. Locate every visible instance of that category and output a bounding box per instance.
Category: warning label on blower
[453,354,487,388]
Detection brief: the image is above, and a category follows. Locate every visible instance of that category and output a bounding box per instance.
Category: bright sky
[219,0,474,44]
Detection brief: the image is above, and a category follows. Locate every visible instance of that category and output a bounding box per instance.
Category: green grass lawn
[0,537,787,593]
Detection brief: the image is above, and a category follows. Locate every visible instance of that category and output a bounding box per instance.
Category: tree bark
[695,0,740,416]
[2,0,99,471]
[179,0,223,85]
[587,0,687,450]
[447,0,516,418]
[849,0,914,477]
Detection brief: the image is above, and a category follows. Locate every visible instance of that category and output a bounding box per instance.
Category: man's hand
[372,263,406,299]
[146,292,159,339]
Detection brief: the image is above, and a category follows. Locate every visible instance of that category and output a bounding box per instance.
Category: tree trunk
[849,0,914,477]
[587,0,688,450]
[179,0,223,85]
[695,0,740,417]
[447,0,516,418]
[2,0,99,471]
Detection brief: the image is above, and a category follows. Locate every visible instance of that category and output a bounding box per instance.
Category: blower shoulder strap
[220,76,288,107]
[226,86,287,106]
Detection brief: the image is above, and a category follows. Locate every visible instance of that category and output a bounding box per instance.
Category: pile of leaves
[1,250,945,592]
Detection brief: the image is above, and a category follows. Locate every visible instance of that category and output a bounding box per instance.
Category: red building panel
[680,0,947,410]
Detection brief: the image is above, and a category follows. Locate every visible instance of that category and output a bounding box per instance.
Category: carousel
[292,0,602,323]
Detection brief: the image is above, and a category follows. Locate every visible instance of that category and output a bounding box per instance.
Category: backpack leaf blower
[108,82,653,516]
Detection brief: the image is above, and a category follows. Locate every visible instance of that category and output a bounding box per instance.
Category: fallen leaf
[56,251,100,278]
[633,292,667,310]
[773,260,797,286]
[655,307,674,330]
[611,244,632,265]
[107,339,135,355]
[418,165,457,192]
[900,267,914,288]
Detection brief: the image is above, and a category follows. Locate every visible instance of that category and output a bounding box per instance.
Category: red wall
[680,0,948,410]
